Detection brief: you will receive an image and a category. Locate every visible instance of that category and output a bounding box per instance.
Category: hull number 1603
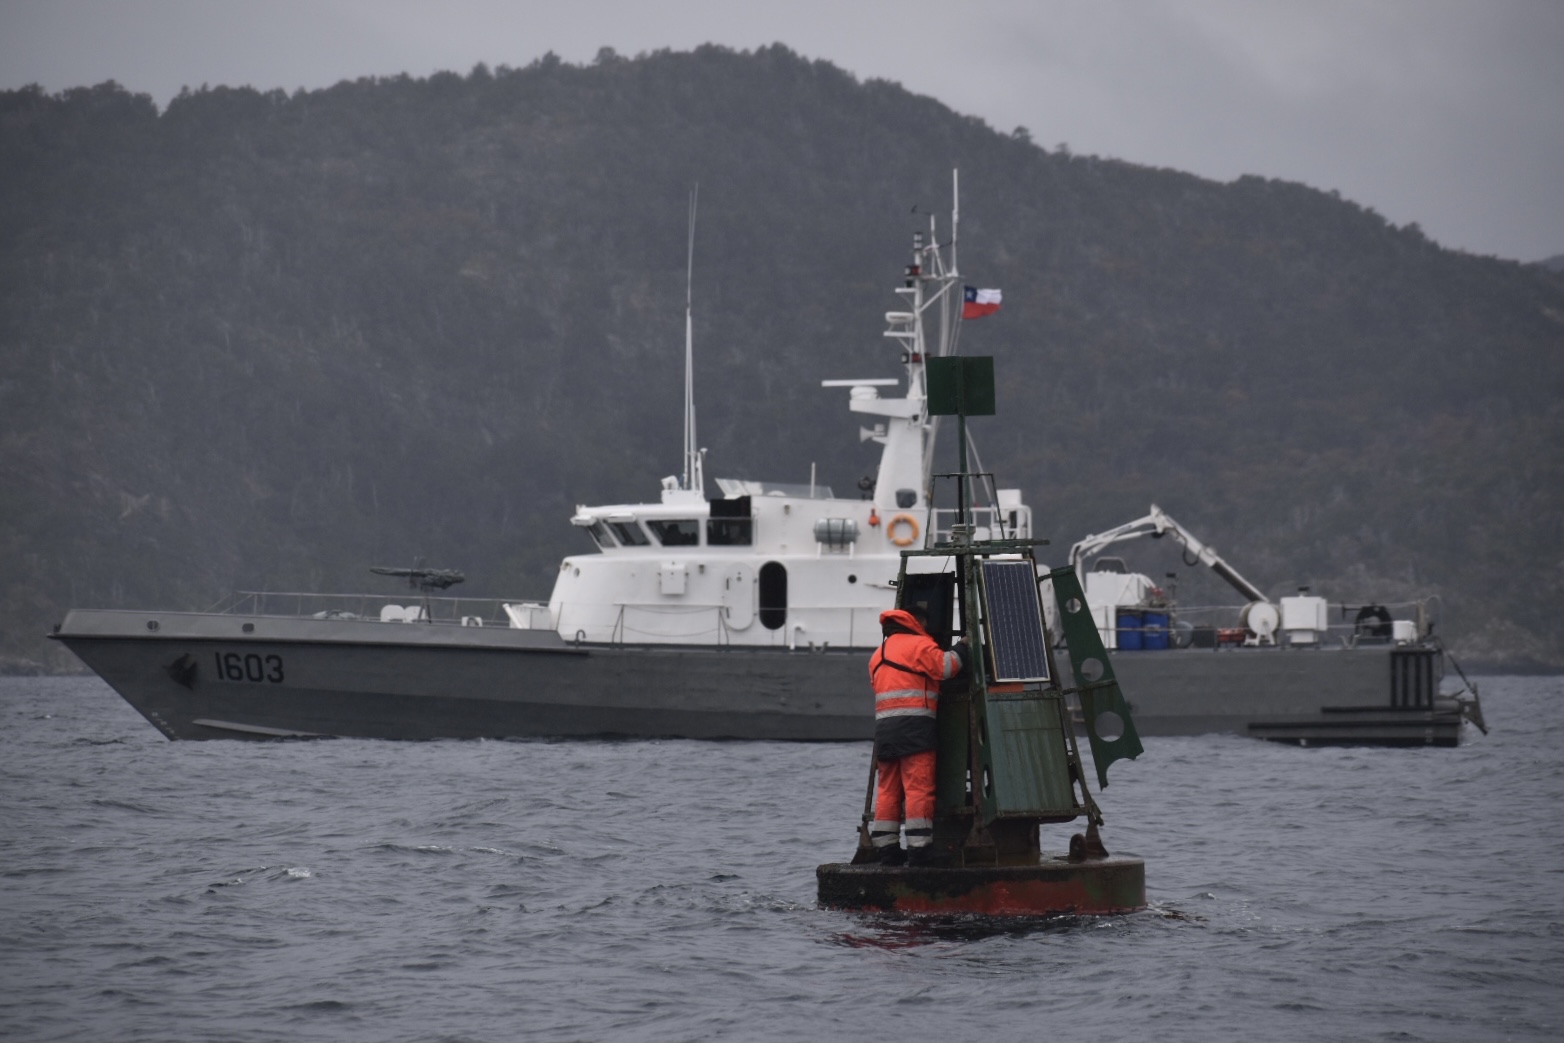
[214,652,285,683]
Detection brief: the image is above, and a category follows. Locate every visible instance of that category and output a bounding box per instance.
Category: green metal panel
[982,691,1077,818]
[1046,566,1144,789]
[926,356,996,416]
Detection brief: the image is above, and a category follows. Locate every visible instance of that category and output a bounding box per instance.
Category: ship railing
[1087,597,1439,648]
[209,590,542,628]
[928,504,1027,544]
[570,603,881,649]
[605,604,732,647]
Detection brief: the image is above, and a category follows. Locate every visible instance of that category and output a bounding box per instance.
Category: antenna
[951,168,959,279]
[683,185,703,494]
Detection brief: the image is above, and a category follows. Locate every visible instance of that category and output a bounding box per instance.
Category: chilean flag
[963,286,1002,320]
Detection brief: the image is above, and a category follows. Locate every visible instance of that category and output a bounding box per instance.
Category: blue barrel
[1142,611,1170,650]
[1116,610,1143,650]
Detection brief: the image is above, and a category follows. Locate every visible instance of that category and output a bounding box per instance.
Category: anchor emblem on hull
[164,652,198,689]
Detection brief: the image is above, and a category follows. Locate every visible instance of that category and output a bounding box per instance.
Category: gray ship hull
[1102,644,1427,736]
[52,609,1437,741]
[52,609,870,741]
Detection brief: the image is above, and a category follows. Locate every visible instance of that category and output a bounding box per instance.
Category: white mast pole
[684,185,700,493]
[921,170,962,495]
[951,168,959,283]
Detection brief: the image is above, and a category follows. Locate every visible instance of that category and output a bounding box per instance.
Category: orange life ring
[887,514,920,547]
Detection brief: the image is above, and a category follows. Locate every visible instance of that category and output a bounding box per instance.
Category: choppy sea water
[1,675,1561,1042]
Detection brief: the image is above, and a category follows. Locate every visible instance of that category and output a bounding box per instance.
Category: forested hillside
[2,45,1561,672]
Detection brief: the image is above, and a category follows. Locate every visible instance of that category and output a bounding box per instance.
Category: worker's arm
[951,639,970,676]
[909,637,962,681]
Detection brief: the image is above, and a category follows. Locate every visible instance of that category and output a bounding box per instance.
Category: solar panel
[981,560,1051,683]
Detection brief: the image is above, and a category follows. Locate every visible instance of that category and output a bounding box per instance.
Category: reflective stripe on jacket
[869,610,961,721]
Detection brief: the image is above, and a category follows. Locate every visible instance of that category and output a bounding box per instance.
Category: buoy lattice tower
[817,354,1148,917]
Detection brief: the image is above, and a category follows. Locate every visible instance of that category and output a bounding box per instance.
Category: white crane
[1068,505,1270,605]
[1068,505,1282,645]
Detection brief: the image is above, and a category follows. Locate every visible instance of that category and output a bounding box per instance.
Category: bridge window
[648,519,700,546]
[707,518,752,545]
[707,495,752,546]
[609,521,649,546]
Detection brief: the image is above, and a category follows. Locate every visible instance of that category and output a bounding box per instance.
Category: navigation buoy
[817,852,1145,917]
[818,352,1147,918]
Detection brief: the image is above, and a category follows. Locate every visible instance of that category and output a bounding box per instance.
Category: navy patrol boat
[49,174,1478,743]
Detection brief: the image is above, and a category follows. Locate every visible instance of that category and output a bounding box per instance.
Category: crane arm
[1068,511,1163,571]
[1068,504,1269,604]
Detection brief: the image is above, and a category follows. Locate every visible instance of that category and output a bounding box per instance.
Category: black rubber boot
[905,845,937,867]
[877,845,907,867]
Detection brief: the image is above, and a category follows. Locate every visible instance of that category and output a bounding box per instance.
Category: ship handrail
[607,604,731,649]
[206,589,546,628]
[561,602,878,649]
[928,504,1022,543]
[1083,593,1441,651]
[1093,599,1434,622]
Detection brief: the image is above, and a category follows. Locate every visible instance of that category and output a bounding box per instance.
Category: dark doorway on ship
[759,562,787,630]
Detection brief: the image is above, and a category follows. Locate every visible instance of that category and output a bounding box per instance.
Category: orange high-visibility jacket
[869,609,962,721]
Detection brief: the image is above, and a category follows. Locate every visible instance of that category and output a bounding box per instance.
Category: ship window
[708,496,751,545]
[759,562,787,630]
[609,521,649,546]
[648,519,700,546]
[707,518,753,546]
[586,521,615,549]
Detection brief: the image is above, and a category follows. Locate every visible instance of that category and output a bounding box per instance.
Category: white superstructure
[529,175,1031,649]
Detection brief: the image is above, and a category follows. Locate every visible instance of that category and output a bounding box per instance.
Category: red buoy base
[817,856,1145,917]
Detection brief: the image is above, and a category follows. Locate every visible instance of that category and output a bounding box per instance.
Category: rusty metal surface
[817,857,1146,917]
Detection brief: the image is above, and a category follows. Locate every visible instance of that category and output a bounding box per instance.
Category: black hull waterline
[52,609,1440,742]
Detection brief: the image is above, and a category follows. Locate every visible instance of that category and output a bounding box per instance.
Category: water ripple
[1,675,1560,1041]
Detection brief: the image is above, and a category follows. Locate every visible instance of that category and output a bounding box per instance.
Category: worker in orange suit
[869,606,967,866]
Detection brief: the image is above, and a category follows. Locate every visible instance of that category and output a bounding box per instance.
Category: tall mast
[921,171,962,489]
[683,185,703,494]
[951,168,959,285]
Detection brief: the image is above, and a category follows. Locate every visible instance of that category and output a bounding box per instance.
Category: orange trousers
[873,748,936,833]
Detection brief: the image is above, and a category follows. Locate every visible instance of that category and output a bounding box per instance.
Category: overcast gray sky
[2,0,1560,261]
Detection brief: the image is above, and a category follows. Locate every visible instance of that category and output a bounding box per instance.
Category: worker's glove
[952,640,971,673]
